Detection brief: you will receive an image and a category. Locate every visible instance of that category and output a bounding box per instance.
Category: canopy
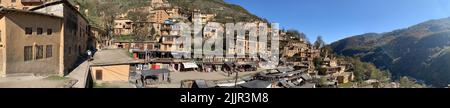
[183,62,199,69]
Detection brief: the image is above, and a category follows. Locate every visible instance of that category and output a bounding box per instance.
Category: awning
[183,62,199,69]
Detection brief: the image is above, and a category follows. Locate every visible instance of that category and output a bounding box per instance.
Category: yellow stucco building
[0,0,92,77]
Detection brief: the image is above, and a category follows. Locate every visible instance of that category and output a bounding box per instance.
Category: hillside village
[0,0,426,88]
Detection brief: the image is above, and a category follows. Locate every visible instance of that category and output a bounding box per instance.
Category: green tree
[314,36,326,49]
[313,77,329,86]
[127,10,150,22]
[342,56,391,82]
[285,29,308,42]
[399,76,424,88]
[313,57,322,70]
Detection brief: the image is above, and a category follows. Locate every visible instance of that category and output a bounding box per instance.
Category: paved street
[0,76,74,88]
[95,81,136,88]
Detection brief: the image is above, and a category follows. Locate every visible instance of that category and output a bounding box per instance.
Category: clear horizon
[225,0,450,43]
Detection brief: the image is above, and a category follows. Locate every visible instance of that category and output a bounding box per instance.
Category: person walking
[87,50,92,61]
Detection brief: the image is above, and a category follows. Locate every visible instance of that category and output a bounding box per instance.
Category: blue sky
[224,0,450,43]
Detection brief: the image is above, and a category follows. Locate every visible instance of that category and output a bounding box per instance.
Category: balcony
[123,25,132,29]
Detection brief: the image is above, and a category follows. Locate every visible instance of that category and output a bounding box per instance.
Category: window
[24,46,33,61]
[25,27,32,35]
[68,47,71,55]
[78,46,81,54]
[46,45,52,58]
[47,29,52,35]
[95,70,103,80]
[36,45,43,60]
[147,44,154,50]
[37,28,43,35]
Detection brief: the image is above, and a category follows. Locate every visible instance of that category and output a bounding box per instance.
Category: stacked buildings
[277,30,356,86]
[280,35,320,74]
[113,19,133,36]
[318,55,355,84]
[105,0,357,87]
[113,0,181,36]
[192,9,216,25]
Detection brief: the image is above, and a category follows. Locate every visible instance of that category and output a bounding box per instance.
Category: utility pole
[145,49,148,65]
[234,67,239,88]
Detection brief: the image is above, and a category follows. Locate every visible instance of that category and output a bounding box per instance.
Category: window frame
[47,28,52,35]
[37,28,43,35]
[46,45,53,58]
[24,46,33,61]
[35,45,44,60]
[95,70,103,80]
[25,27,33,35]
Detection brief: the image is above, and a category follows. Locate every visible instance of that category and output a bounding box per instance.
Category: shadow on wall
[86,68,93,88]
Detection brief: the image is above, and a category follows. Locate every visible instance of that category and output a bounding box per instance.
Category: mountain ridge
[330,17,450,87]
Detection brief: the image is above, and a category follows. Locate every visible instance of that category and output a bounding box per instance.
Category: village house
[282,40,308,58]
[110,17,197,72]
[0,7,62,77]
[317,56,355,84]
[149,7,180,24]
[158,18,189,52]
[319,57,346,75]
[109,3,275,73]
[281,37,320,74]
[155,18,197,72]
[0,0,92,77]
[0,0,55,10]
[337,72,355,84]
[192,10,216,25]
[129,41,160,59]
[90,49,142,82]
[149,9,168,24]
[30,0,92,75]
[113,19,133,36]
[113,40,159,50]
[200,22,227,72]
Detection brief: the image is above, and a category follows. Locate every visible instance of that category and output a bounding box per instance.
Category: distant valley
[330,17,450,87]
